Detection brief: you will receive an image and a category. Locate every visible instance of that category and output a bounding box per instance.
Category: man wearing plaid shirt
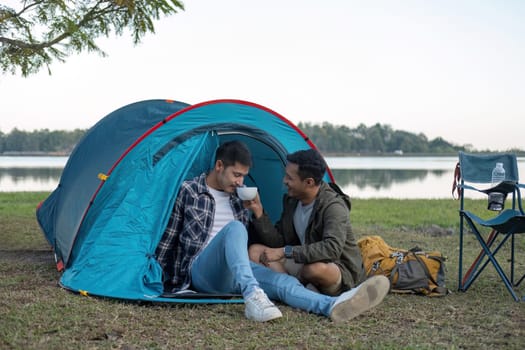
[156,140,282,322]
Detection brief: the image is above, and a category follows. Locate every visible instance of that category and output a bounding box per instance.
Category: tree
[0,0,184,76]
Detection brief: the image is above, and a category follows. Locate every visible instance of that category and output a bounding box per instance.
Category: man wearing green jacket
[248,148,365,296]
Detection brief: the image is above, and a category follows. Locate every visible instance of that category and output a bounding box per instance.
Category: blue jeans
[190,221,334,316]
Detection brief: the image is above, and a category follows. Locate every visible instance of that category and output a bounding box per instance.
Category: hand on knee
[248,243,266,263]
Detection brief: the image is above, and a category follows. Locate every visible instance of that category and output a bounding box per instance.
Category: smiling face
[283,162,310,201]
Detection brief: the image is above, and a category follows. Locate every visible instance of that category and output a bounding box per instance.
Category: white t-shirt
[206,187,235,247]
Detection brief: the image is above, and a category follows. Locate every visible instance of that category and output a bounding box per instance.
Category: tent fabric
[37,99,190,267]
[36,99,335,303]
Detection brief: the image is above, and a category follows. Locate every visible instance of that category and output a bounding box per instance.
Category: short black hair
[286,149,326,185]
[216,140,252,168]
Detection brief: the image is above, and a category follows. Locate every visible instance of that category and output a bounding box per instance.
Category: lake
[1,156,524,199]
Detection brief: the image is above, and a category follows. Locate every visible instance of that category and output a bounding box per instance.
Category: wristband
[284,245,293,259]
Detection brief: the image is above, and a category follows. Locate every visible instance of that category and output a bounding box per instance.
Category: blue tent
[36,99,334,303]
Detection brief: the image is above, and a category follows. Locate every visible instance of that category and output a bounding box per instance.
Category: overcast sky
[1,0,524,151]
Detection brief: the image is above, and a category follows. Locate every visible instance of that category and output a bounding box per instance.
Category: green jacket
[250,182,365,291]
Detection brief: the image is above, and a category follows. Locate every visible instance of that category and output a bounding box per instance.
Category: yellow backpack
[358,235,449,297]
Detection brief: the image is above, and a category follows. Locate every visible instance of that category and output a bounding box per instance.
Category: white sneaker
[244,287,283,322]
[330,275,390,322]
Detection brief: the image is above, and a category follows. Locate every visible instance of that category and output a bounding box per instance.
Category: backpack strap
[388,251,407,290]
[411,252,450,296]
[388,264,398,291]
[411,252,439,287]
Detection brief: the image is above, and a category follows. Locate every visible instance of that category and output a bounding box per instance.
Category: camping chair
[454,151,525,301]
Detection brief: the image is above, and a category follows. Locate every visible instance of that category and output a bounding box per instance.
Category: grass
[1,192,525,349]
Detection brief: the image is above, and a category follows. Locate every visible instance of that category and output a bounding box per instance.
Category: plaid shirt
[155,173,250,292]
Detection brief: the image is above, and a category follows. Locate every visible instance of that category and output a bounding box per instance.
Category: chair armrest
[458,181,516,195]
[457,183,483,193]
[480,180,517,195]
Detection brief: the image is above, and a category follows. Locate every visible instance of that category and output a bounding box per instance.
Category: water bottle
[491,162,505,186]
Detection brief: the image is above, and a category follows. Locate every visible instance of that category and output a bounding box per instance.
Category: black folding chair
[455,152,525,301]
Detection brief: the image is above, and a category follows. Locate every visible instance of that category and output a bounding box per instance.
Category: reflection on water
[1,156,523,198]
[333,169,448,190]
[0,167,63,192]
[0,163,458,198]
[332,169,455,199]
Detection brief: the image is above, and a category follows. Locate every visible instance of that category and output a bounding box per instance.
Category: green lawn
[1,193,524,349]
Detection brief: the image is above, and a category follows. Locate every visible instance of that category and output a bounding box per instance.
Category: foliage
[0,0,184,76]
[299,121,468,155]
[0,127,85,154]
[0,123,464,155]
[2,122,524,155]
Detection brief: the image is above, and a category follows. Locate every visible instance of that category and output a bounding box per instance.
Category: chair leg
[461,229,497,287]
[463,232,508,290]
[516,274,525,287]
[469,228,520,302]
[460,217,522,302]
[511,233,516,284]
[461,229,504,292]
[510,233,525,289]
[458,214,465,291]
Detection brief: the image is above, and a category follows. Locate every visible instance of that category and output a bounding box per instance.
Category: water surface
[2,156,524,199]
